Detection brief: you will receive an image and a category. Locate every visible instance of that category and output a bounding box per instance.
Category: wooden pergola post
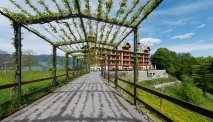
[108,50,110,83]
[88,64,90,73]
[76,59,79,77]
[115,47,118,89]
[84,63,86,74]
[80,60,83,75]
[83,62,88,74]
[104,56,106,79]
[133,28,138,105]
[14,23,22,98]
[72,56,76,78]
[101,60,103,76]
[65,53,69,81]
[52,46,57,86]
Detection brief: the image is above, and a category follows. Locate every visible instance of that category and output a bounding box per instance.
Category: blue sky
[139,0,213,57]
[0,0,213,57]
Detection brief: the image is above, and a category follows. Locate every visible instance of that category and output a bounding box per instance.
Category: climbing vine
[1,0,162,61]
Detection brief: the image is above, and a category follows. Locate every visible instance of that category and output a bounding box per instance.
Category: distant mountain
[0,49,76,71]
[37,55,73,64]
[0,50,73,65]
[37,54,52,62]
[0,50,8,54]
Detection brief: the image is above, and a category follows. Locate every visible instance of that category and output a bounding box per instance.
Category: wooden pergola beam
[0,10,16,22]
[17,11,134,28]
[71,52,107,57]
[80,14,133,28]
[0,9,134,28]
[22,25,55,46]
[67,47,112,54]
[24,13,79,25]
[54,40,116,47]
[115,0,163,48]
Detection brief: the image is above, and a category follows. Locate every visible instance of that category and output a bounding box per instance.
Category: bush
[181,75,194,84]
[48,67,53,71]
[178,83,203,105]
[119,72,127,77]
[139,76,176,87]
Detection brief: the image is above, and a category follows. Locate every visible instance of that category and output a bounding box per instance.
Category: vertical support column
[104,56,106,79]
[65,53,69,81]
[88,64,90,73]
[115,47,118,89]
[85,63,88,74]
[72,56,75,78]
[52,46,57,86]
[77,59,79,77]
[108,50,110,83]
[14,23,22,98]
[79,60,81,76]
[81,61,84,75]
[87,63,89,73]
[80,61,82,75]
[101,60,103,76]
[83,62,87,74]
[133,28,138,105]
[87,64,89,73]
[81,60,83,75]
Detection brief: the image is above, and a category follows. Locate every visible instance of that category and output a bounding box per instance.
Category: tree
[151,48,177,75]
[175,53,196,79]
[22,49,38,71]
[151,48,196,79]
[0,51,11,74]
[57,56,65,70]
[193,58,213,94]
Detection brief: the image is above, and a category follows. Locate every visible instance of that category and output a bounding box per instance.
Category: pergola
[0,0,163,103]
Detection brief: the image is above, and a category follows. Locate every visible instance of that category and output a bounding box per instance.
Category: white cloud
[176,19,185,25]
[167,42,213,53]
[171,33,195,39]
[161,18,194,26]
[198,40,205,43]
[163,29,173,33]
[196,24,205,29]
[140,38,161,46]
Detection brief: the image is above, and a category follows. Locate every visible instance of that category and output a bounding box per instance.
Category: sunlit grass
[0,70,77,119]
[115,74,213,122]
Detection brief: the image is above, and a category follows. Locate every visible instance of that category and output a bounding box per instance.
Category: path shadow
[3,73,146,122]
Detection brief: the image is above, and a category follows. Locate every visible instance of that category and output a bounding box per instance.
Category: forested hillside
[151,48,213,94]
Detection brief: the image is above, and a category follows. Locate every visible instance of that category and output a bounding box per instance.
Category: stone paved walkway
[2,72,147,122]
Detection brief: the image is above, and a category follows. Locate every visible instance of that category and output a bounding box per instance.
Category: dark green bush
[48,67,53,71]
[178,83,203,105]
[119,72,127,77]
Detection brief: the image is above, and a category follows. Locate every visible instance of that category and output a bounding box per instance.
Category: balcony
[123,53,130,56]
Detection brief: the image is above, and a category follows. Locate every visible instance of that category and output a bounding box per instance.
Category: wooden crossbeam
[67,47,111,54]
[22,25,55,46]
[19,12,134,28]
[54,40,115,47]
[116,0,163,48]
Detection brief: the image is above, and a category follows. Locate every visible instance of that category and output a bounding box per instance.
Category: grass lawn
[163,84,213,111]
[113,73,213,122]
[0,70,66,85]
[0,70,76,119]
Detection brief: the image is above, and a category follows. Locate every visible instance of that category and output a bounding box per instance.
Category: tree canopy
[151,48,213,93]
[22,49,38,71]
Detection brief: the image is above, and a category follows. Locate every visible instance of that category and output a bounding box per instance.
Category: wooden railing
[0,73,69,91]
[105,74,213,121]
